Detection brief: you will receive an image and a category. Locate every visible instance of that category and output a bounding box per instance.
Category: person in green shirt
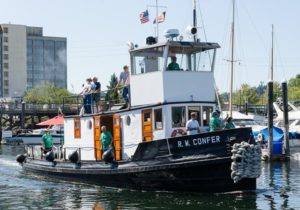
[41,129,53,153]
[209,111,223,132]
[100,126,113,152]
[225,117,235,129]
[167,56,180,71]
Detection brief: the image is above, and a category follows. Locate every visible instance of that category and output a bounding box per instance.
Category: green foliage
[232,84,259,104]
[288,74,300,88]
[23,82,72,104]
[220,74,300,105]
[105,73,120,103]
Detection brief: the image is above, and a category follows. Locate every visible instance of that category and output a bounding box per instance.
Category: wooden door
[94,115,102,160]
[113,114,122,161]
[142,109,153,141]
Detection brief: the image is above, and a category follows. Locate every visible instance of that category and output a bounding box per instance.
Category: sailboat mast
[270,24,274,80]
[193,0,197,41]
[229,0,235,117]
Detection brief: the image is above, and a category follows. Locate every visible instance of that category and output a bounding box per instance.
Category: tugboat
[17,20,261,193]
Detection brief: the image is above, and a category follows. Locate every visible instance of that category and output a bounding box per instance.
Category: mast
[229,0,235,117]
[270,24,274,80]
[193,0,197,41]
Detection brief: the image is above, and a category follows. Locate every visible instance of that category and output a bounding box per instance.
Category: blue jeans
[122,87,129,104]
[83,94,92,114]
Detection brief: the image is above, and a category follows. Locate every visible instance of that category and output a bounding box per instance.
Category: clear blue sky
[1,0,299,93]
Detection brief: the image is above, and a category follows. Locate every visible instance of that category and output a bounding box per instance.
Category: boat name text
[177,135,221,148]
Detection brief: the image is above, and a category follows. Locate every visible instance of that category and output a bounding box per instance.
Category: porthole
[125,115,131,126]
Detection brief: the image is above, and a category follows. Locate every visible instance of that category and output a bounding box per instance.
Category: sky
[1,0,299,93]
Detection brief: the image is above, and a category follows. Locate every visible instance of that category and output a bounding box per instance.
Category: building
[0,24,67,98]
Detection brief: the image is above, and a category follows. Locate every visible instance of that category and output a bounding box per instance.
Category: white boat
[274,100,300,134]
[17,125,63,145]
[221,111,265,132]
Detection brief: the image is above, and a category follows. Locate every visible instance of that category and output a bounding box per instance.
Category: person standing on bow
[186,112,201,135]
[41,129,53,154]
[117,65,130,108]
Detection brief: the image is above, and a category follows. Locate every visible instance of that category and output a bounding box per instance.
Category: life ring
[171,129,185,137]
[257,133,264,142]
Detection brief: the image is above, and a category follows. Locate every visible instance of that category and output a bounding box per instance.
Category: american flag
[140,10,150,24]
[153,11,166,24]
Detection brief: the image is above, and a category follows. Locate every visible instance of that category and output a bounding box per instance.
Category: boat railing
[62,86,129,116]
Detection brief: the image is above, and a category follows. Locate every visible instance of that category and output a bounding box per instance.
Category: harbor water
[1,145,300,210]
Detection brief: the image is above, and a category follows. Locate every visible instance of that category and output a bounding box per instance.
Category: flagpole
[156,0,159,41]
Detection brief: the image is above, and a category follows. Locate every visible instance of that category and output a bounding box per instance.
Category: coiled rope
[230,142,262,183]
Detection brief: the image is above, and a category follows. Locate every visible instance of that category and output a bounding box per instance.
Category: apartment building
[0,24,67,98]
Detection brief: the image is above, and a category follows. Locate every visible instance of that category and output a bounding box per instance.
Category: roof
[130,41,220,55]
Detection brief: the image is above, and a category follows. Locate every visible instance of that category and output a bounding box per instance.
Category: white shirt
[186,119,200,135]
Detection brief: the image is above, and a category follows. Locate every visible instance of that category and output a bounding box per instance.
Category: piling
[282,81,290,157]
[267,81,273,157]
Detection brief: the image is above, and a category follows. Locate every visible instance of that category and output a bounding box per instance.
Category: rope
[230,141,261,183]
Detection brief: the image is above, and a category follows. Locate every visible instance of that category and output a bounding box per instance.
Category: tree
[23,82,72,104]
[288,74,300,88]
[233,84,259,104]
[105,73,119,104]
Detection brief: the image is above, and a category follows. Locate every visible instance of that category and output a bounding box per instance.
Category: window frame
[154,108,163,130]
[171,106,186,128]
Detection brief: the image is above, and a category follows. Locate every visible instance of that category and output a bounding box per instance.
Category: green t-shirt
[209,117,222,132]
[225,122,235,129]
[100,131,113,151]
[42,134,53,149]
[167,62,180,71]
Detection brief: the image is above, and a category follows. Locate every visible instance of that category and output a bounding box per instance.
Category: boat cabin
[64,40,220,161]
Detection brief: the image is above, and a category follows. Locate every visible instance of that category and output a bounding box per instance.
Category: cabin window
[144,112,151,122]
[74,118,81,139]
[172,106,186,127]
[133,56,165,74]
[154,108,163,130]
[188,106,201,125]
[202,106,213,126]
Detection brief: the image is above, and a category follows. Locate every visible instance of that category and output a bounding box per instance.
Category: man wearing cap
[167,56,180,71]
[209,111,223,132]
[118,65,130,107]
[186,112,201,135]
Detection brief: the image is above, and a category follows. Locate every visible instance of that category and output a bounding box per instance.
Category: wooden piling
[267,81,274,158]
[282,81,290,157]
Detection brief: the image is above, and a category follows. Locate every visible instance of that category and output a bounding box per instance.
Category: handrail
[62,86,130,116]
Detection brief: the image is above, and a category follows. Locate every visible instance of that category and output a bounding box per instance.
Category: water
[1,145,300,210]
